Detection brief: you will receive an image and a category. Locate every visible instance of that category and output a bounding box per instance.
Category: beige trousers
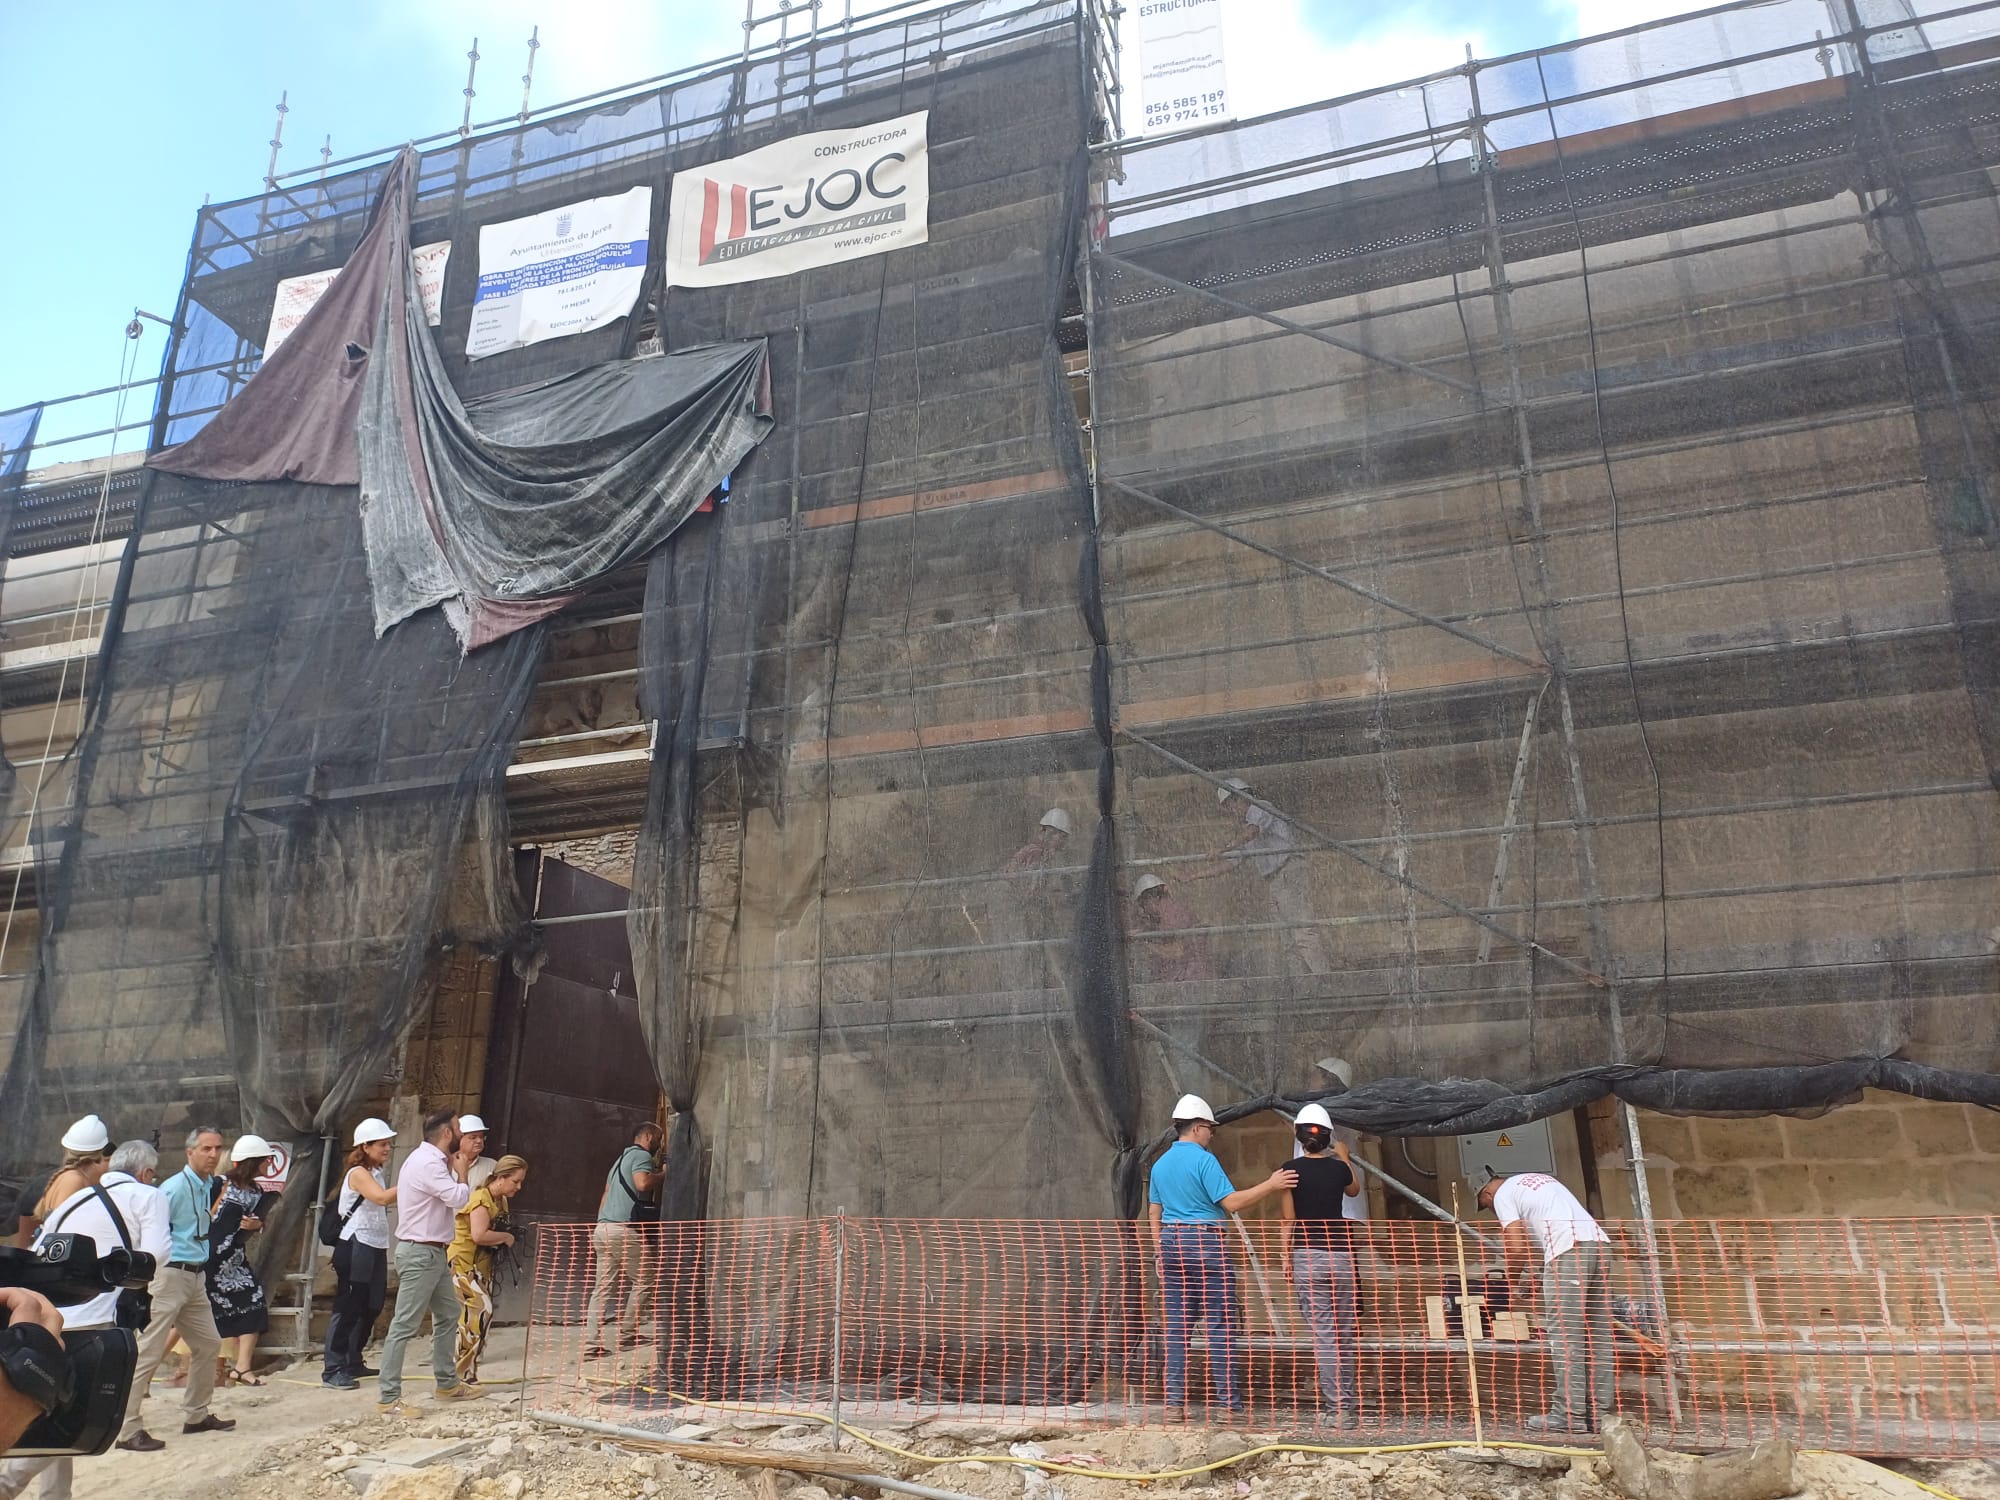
[118,1266,221,1441]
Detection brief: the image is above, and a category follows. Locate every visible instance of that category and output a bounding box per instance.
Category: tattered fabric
[151,147,773,647]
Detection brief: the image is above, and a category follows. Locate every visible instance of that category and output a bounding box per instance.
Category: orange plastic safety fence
[523,1216,2000,1455]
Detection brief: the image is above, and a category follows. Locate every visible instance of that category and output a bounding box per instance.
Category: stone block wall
[1595,1089,2000,1220]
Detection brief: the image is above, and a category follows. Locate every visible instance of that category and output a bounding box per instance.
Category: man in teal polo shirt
[1147,1094,1296,1416]
[117,1125,235,1451]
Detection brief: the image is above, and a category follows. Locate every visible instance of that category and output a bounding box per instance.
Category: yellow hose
[582,1381,1596,1480]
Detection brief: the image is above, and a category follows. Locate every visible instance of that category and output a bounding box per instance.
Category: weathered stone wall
[1596,1090,2000,1219]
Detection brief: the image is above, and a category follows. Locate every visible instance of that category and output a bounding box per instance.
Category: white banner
[466,186,652,360]
[265,241,450,356]
[666,111,929,289]
[1133,0,1232,133]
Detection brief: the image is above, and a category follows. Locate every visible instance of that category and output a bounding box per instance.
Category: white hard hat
[229,1134,274,1163]
[1040,807,1072,834]
[1295,1103,1333,1131]
[1171,1093,1216,1124]
[1133,873,1166,898]
[1217,777,1250,805]
[60,1115,110,1153]
[352,1118,396,1147]
[457,1114,489,1134]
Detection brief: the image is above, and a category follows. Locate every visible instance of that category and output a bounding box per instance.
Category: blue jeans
[1291,1246,1359,1412]
[1161,1224,1241,1409]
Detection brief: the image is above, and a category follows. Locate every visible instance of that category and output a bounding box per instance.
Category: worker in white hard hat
[1278,1103,1363,1426]
[990,807,1077,992]
[1146,1094,1297,1417]
[323,1119,400,1389]
[13,1115,114,1249]
[207,1135,279,1386]
[1130,873,1216,983]
[454,1112,497,1190]
[1203,778,1332,976]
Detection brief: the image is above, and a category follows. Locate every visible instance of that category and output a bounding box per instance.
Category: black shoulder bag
[615,1154,660,1225]
[318,1173,361,1248]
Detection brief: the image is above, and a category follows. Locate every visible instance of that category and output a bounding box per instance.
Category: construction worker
[1209,779,1332,976]
[989,807,1074,992]
[1147,1094,1296,1417]
[1130,873,1215,982]
[1278,1104,1361,1426]
[1476,1167,1614,1432]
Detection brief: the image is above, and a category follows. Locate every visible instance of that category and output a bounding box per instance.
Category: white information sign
[666,111,930,289]
[265,242,451,356]
[466,186,653,360]
[1133,0,1232,133]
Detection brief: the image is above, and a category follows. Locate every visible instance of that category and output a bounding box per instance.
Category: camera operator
[0,1141,167,1495]
[0,1290,64,1456]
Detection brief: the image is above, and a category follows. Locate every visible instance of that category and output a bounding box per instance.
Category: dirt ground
[26,1331,2000,1500]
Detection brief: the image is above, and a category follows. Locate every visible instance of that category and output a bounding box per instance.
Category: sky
[0,0,1710,454]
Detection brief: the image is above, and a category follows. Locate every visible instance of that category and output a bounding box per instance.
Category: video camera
[0,1234,154,1457]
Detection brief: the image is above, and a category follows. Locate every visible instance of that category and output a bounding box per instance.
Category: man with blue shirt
[117,1126,234,1452]
[1147,1094,1296,1416]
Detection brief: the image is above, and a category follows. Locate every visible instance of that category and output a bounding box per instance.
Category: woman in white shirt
[322,1119,398,1390]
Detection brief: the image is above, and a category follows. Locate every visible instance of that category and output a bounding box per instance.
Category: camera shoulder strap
[41,1181,136,1252]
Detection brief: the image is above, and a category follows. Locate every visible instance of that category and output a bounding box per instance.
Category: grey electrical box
[1456,1116,1557,1187]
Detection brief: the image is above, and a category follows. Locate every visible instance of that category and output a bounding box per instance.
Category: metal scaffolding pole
[1466,58,1681,1426]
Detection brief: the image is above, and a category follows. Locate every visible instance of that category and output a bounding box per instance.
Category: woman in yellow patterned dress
[449,1154,527,1384]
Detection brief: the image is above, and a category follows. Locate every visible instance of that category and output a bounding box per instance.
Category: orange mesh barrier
[523,1216,2000,1455]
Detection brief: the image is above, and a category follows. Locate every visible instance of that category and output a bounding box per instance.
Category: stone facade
[1596,1090,2000,1220]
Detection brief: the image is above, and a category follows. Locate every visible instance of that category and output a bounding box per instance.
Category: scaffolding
[0,0,1996,1247]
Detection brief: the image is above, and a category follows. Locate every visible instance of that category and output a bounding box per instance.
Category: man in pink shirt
[377,1110,479,1413]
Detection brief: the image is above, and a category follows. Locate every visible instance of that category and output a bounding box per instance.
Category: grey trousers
[1291,1248,1359,1412]
[377,1241,464,1402]
[118,1268,220,1441]
[1541,1241,1615,1424]
[1266,862,1332,974]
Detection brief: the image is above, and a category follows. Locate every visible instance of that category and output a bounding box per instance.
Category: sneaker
[1319,1408,1358,1431]
[358,1365,380,1377]
[116,1431,165,1452]
[322,1373,360,1390]
[377,1400,421,1417]
[183,1414,236,1435]
[436,1382,487,1402]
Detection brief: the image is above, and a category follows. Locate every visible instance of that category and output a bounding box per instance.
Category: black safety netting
[0,404,41,814]
[1088,0,2000,1146]
[1,0,1997,1398]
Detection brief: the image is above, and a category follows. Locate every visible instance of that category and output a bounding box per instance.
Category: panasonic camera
[0,1234,154,1457]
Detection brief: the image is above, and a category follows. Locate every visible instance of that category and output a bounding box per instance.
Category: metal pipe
[1119,728,1598,985]
[1096,250,1493,402]
[1102,476,1544,670]
[829,1209,847,1450]
[526,1412,984,1500]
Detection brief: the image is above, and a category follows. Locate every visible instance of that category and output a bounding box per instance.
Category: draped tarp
[152,148,773,648]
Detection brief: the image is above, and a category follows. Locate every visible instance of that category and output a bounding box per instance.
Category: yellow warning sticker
[1496,1133,1513,1147]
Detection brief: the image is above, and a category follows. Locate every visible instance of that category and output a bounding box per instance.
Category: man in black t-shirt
[1279,1104,1362,1425]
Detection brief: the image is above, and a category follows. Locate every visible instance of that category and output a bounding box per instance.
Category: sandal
[224,1368,267,1387]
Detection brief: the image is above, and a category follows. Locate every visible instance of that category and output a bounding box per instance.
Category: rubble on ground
[210,1405,1987,1500]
